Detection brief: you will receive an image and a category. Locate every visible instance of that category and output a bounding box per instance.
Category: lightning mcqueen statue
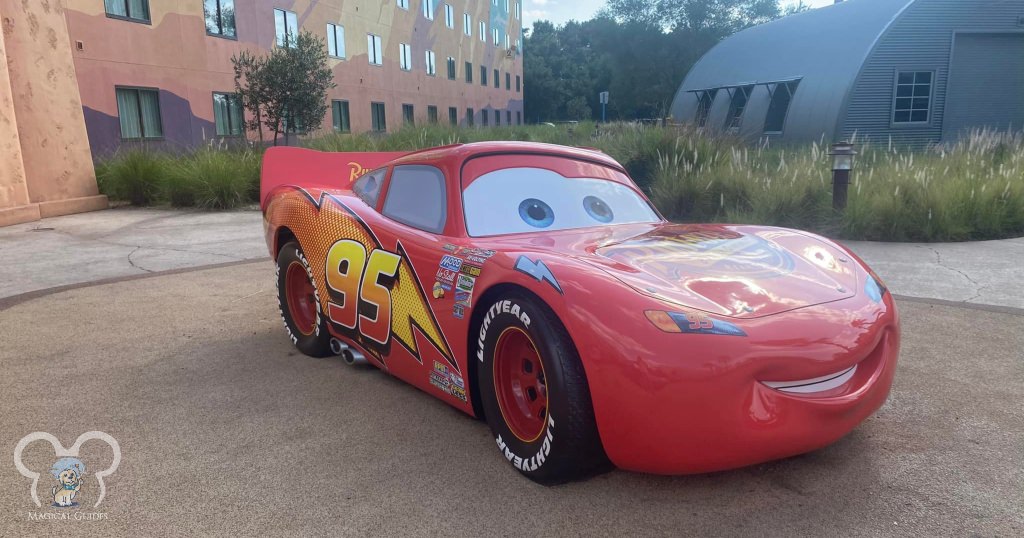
[261,142,899,484]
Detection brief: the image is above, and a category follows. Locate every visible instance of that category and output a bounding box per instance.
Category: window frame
[694,89,717,128]
[371,102,387,132]
[425,50,437,76]
[449,107,458,126]
[446,56,457,80]
[724,85,753,132]
[402,103,415,125]
[891,69,935,127]
[465,61,473,83]
[515,75,521,92]
[399,43,413,71]
[493,68,499,89]
[332,99,351,133]
[466,107,474,127]
[368,34,384,66]
[506,72,511,91]
[422,0,435,20]
[479,21,486,42]
[274,8,298,48]
[763,81,799,135]
[445,4,455,28]
[104,0,151,24]
[381,165,448,234]
[204,0,236,39]
[212,91,244,137]
[480,66,487,87]
[427,105,439,124]
[464,13,472,37]
[327,23,346,59]
[115,86,163,140]
[397,0,409,10]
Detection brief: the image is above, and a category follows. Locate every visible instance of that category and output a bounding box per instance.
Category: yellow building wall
[0,0,106,227]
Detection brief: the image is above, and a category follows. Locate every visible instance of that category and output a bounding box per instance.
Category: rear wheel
[476,292,610,484]
[276,241,332,357]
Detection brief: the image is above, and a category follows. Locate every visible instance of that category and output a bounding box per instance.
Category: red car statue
[260,142,900,484]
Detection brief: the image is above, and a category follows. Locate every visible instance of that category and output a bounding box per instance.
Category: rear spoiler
[260,146,407,210]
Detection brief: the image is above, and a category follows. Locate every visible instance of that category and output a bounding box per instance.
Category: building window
[515,1,521,20]
[403,104,414,125]
[282,107,304,134]
[397,0,408,10]
[274,8,298,48]
[494,110,500,125]
[445,5,454,28]
[764,81,798,134]
[465,61,473,83]
[105,0,150,23]
[428,105,438,124]
[725,85,752,132]
[447,56,456,80]
[400,43,413,71]
[493,69,499,88]
[504,34,511,50]
[479,21,486,42]
[204,0,235,38]
[893,71,933,124]
[694,89,717,128]
[423,50,436,76]
[466,107,474,126]
[327,24,346,58]
[464,13,472,36]
[516,111,521,125]
[332,100,351,133]
[422,0,435,20]
[480,66,487,86]
[505,73,511,91]
[371,102,387,132]
[368,34,384,66]
[492,28,500,46]
[448,107,458,125]
[213,92,243,136]
[482,110,489,127]
[116,87,162,139]
[506,110,511,125]
[515,75,521,92]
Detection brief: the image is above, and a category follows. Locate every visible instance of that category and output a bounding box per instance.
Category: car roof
[386,141,626,172]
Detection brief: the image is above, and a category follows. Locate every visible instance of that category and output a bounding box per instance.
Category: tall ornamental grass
[95,124,1024,241]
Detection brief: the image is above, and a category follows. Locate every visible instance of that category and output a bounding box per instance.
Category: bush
[95,124,1024,242]
[95,150,170,206]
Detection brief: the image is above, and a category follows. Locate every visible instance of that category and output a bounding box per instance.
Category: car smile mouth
[762,365,857,394]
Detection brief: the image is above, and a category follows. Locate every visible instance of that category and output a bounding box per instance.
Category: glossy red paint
[284,261,317,336]
[261,142,900,475]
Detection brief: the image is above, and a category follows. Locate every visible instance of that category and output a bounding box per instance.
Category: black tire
[476,291,610,484]
[276,241,332,358]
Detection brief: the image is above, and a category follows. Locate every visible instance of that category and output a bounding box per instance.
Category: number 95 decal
[325,239,401,346]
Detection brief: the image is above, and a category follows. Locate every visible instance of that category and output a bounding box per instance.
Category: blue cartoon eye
[583,195,614,223]
[518,198,554,228]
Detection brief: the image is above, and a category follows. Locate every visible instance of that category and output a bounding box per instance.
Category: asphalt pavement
[0,261,1021,537]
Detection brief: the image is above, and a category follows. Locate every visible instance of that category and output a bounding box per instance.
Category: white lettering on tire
[495,416,555,472]
[476,300,532,362]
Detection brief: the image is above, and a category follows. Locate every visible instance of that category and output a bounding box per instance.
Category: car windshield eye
[518,198,554,228]
[583,195,613,223]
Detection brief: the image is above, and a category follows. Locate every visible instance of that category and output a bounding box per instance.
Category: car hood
[580,223,859,319]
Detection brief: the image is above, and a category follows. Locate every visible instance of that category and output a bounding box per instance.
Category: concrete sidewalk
[1,207,1021,310]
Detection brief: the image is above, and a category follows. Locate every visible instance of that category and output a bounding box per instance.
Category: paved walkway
[1,207,1021,310]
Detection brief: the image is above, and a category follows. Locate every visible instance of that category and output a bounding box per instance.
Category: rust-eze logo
[13,431,120,521]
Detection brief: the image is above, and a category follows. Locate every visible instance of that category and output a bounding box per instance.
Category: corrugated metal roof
[671,0,917,141]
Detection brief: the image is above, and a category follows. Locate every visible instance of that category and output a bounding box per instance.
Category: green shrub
[95,150,170,205]
[165,149,261,209]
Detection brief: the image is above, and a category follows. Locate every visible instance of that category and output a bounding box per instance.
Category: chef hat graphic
[14,431,121,508]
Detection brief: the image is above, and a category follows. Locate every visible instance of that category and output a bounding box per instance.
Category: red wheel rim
[493,327,548,442]
[285,261,317,336]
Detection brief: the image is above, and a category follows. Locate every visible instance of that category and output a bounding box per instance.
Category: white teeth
[763,365,857,394]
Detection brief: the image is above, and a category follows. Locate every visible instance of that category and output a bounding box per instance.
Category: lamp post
[829,142,857,210]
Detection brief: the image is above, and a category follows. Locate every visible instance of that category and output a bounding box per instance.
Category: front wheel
[476,292,610,484]
[276,241,332,357]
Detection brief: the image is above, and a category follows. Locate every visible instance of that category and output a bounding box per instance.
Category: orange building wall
[65,0,525,154]
[0,0,106,227]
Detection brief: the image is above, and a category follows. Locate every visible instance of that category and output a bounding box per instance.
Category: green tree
[231,31,335,145]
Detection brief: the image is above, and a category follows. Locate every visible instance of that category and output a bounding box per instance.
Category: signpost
[599,91,609,123]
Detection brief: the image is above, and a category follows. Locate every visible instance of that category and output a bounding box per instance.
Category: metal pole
[602,103,606,123]
[832,169,851,210]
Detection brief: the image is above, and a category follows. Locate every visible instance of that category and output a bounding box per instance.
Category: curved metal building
[669,0,1024,146]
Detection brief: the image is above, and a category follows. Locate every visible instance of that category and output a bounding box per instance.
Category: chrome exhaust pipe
[329,338,347,356]
[341,348,368,367]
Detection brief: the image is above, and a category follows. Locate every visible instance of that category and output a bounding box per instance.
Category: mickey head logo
[13,431,121,508]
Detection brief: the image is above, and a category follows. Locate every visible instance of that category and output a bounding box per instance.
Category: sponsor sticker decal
[456,274,476,292]
[451,385,468,402]
[461,264,482,278]
[453,304,465,319]
[454,290,473,307]
[432,282,445,299]
[439,255,464,272]
[436,268,457,284]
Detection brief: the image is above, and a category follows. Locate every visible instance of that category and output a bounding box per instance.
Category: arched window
[725,85,753,132]
[694,89,717,128]
[764,80,800,134]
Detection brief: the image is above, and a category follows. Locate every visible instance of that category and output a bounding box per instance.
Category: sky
[522,0,838,29]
